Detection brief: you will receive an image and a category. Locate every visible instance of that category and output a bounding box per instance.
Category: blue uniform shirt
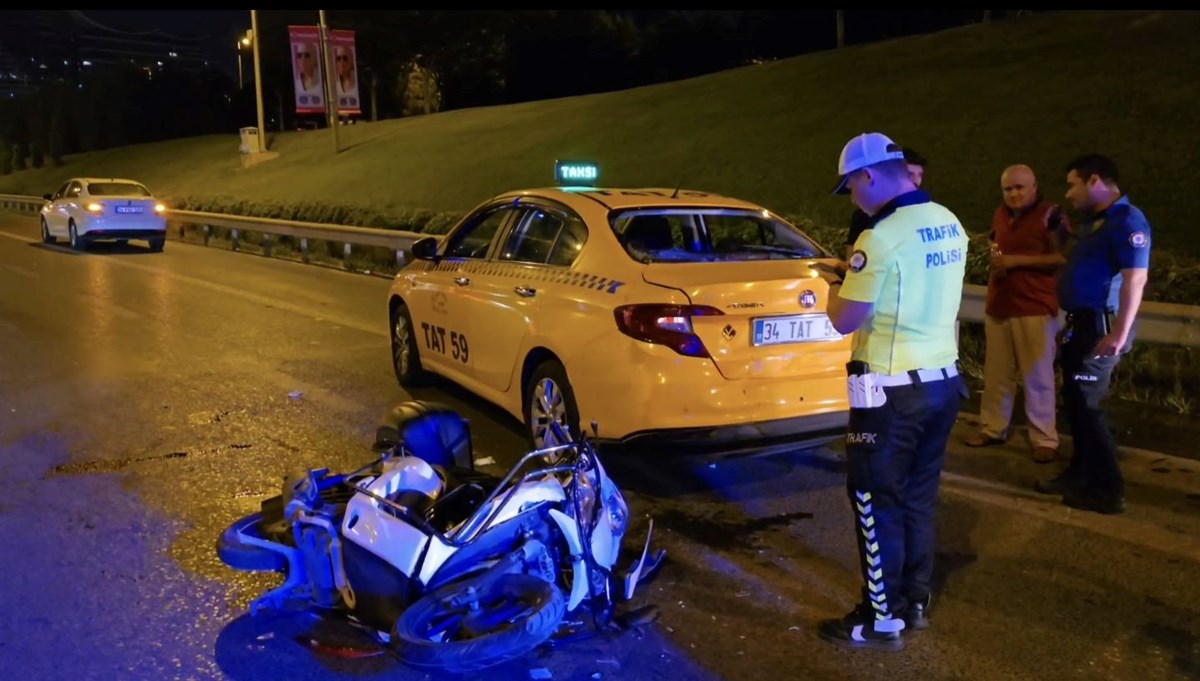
[1057,196,1151,312]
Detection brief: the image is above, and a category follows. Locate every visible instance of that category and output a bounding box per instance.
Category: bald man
[965,165,1071,462]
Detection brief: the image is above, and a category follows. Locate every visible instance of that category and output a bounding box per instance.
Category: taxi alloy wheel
[391,302,427,387]
[40,219,55,245]
[525,360,580,451]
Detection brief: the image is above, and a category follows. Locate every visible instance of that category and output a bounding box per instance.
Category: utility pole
[319,10,340,154]
[251,11,266,152]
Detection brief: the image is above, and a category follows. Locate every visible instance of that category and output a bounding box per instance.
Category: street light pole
[237,32,252,91]
[251,11,266,153]
[319,10,340,154]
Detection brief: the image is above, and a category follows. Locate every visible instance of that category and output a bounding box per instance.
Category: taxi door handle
[513,286,537,298]
[453,276,470,286]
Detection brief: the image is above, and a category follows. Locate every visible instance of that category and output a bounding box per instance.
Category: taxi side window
[499,209,562,264]
[53,182,70,199]
[547,216,587,266]
[68,182,83,198]
[444,209,511,259]
[499,209,588,266]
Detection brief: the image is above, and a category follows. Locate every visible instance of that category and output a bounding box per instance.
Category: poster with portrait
[330,29,361,116]
[288,25,324,114]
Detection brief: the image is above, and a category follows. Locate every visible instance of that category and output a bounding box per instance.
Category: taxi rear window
[612,209,829,263]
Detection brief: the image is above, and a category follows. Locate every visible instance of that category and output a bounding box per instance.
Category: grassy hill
[2,10,1199,269]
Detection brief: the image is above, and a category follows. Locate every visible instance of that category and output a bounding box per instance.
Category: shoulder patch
[1129,231,1147,248]
[848,250,868,273]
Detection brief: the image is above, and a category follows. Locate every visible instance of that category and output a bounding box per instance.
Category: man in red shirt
[965,164,1070,462]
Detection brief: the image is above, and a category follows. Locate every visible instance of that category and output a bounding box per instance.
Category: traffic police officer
[1035,154,1151,515]
[814,132,968,651]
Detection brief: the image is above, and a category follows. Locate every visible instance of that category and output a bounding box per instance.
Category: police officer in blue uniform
[1035,154,1151,515]
[815,133,968,651]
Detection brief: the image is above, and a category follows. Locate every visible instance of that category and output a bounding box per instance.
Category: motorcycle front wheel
[391,574,565,674]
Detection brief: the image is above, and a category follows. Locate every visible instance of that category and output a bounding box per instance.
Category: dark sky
[78,10,250,74]
[72,10,998,79]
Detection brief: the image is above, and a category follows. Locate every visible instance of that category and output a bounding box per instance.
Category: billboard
[288,25,324,114]
[330,29,361,116]
[289,26,360,117]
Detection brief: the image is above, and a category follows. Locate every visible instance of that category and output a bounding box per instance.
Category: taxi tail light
[85,202,103,213]
[613,304,724,358]
[154,203,166,213]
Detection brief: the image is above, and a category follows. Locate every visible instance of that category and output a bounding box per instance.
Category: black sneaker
[1035,471,1085,495]
[1062,489,1124,515]
[817,605,904,651]
[903,595,930,631]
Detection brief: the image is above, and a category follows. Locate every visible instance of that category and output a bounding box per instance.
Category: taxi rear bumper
[613,409,848,458]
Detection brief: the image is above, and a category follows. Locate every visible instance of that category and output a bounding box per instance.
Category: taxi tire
[524,360,581,448]
[392,302,428,387]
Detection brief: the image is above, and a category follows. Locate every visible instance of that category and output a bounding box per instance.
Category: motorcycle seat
[379,401,474,470]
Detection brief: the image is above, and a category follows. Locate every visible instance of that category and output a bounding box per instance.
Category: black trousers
[844,372,964,629]
[1059,310,1124,497]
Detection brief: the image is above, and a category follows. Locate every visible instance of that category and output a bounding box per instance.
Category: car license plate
[115,206,143,214]
[752,314,842,346]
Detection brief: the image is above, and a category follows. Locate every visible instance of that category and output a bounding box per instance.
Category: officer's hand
[989,252,1009,274]
[1092,333,1126,359]
[810,261,846,286]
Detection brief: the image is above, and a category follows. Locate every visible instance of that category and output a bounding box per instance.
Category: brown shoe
[964,431,1005,447]
[1033,446,1058,463]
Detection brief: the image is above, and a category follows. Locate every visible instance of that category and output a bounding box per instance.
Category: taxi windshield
[611,209,830,263]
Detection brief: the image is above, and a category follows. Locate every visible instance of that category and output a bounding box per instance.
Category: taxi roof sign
[555,160,599,186]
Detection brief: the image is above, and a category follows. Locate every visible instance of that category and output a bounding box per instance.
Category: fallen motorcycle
[217,400,664,674]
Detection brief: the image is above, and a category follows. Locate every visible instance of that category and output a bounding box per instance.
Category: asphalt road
[1,214,1197,681]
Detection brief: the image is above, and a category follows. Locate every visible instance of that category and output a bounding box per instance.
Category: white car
[40,177,167,251]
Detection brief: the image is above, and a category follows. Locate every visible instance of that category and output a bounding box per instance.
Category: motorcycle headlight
[605,489,628,536]
[573,469,597,524]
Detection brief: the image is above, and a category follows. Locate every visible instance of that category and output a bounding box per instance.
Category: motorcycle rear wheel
[391,574,565,674]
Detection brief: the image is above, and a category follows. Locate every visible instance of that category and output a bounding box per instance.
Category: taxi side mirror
[410,237,438,261]
[42,193,53,201]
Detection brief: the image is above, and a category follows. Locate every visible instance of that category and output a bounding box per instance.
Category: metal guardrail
[166,208,425,268]
[958,284,1200,347]
[0,194,43,214]
[3,193,1197,347]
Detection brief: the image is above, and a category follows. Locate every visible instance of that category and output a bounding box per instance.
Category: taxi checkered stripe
[408,260,624,294]
[854,490,892,619]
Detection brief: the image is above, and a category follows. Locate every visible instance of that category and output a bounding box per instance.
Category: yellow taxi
[387,162,850,455]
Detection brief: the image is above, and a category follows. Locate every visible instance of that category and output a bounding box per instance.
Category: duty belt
[1065,308,1114,336]
[846,361,959,387]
